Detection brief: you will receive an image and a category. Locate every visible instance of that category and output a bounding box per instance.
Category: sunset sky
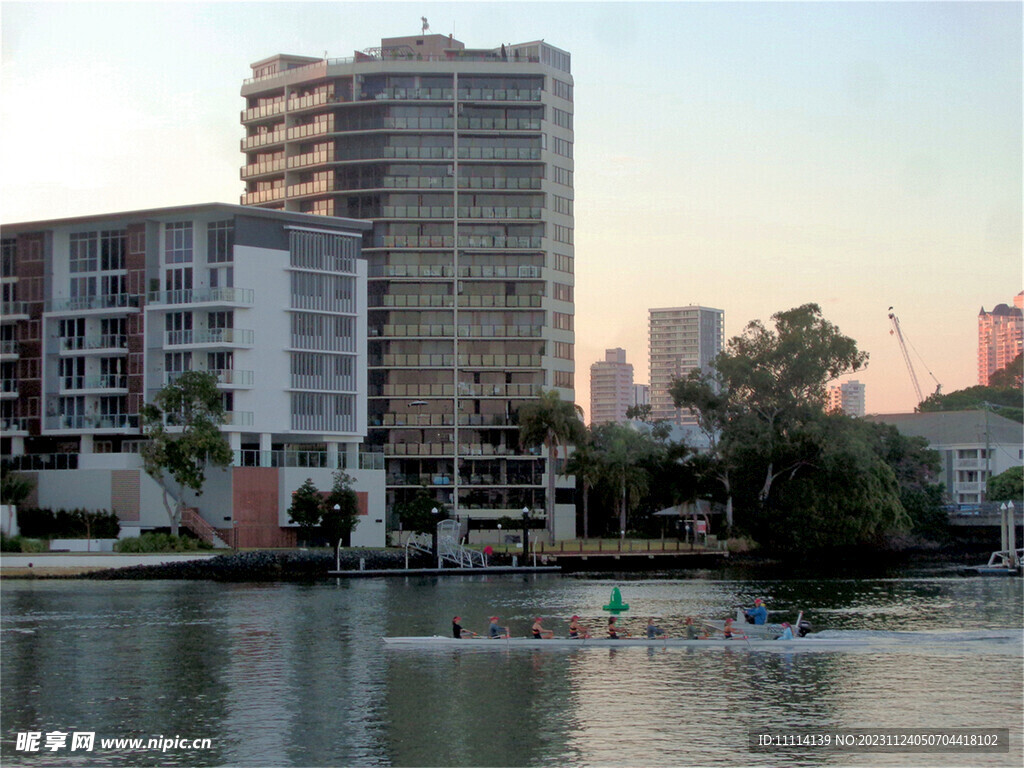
[3,1,1020,417]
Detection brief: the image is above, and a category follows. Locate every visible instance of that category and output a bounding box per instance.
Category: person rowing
[722,617,747,640]
[452,616,477,639]
[532,618,554,639]
[607,616,629,639]
[488,615,510,638]
[568,615,590,639]
[646,618,667,639]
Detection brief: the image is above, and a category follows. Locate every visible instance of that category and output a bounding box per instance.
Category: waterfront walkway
[1,552,220,577]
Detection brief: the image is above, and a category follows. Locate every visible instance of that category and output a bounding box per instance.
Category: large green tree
[988,466,1023,502]
[322,470,361,546]
[140,370,233,536]
[564,431,602,539]
[517,389,585,542]
[288,478,324,546]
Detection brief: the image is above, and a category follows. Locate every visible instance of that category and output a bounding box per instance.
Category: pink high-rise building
[978,292,1023,385]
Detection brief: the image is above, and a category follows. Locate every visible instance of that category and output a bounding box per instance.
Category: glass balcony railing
[146,287,254,306]
[1,301,27,317]
[59,374,128,391]
[46,294,140,313]
[165,328,255,347]
[46,414,139,430]
[59,334,127,352]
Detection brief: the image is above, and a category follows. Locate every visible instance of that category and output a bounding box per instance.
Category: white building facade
[648,306,724,425]
[1,204,387,547]
[827,379,866,417]
[589,348,633,424]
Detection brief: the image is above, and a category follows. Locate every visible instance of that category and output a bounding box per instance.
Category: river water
[1,565,1021,767]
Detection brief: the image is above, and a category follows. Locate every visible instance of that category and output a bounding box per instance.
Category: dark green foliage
[988,353,1022,389]
[918,384,1023,423]
[0,470,34,506]
[394,490,448,535]
[16,507,120,539]
[987,466,1023,502]
[322,471,360,546]
[288,478,324,546]
[114,533,210,553]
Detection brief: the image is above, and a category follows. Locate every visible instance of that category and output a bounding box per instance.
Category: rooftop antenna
[421,16,429,35]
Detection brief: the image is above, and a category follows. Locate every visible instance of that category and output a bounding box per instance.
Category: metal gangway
[404,519,487,569]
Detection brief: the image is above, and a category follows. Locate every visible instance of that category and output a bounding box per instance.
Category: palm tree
[564,427,602,540]
[518,389,585,542]
[593,423,659,538]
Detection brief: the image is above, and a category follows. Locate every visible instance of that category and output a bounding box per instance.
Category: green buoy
[602,587,629,613]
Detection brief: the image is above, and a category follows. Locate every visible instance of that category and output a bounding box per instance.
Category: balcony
[377,353,455,368]
[164,328,255,348]
[457,147,541,161]
[46,294,140,315]
[457,177,543,191]
[146,287,255,308]
[457,117,541,131]
[164,369,254,388]
[241,129,287,151]
[1,301,28,320]
[241,101,286,122]
[1,379,17,398]
[0,340,18,358]
[242,188,285,205]
[1,416,29,433]
[222,411,255,427]
[240,158,287,179]
[59,334,127,354]
[457,324,543,338]
[58,374,129,393]
[457,295,542,308]
[287,150,334,169]
[45,413,139,431]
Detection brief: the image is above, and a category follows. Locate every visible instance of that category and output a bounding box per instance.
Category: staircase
[180,507,231,549]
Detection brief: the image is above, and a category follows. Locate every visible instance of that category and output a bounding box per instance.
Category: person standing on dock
[488,616,510,638]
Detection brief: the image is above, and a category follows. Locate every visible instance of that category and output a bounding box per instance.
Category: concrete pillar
[259,433,272,467]
[345,442,359,471]
[9,436,25,456]
[79,434,94,454]
[326,441,339,469]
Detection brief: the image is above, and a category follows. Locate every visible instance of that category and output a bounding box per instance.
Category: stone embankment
[83,549,437,581]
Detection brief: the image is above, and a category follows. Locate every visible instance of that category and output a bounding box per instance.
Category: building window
[554,342,573,360]
[552,224,573,245]
[552,136,573,159]
[553,166,573,188]
[207,220,234,263]
[553,312,573,331]
[552,79,573,102]
[553,283,573,302]
[1,239,15,278]
[554,253,574,274]
[554,370,574,388]
[165,222,194,264]
[553,195,573,217]
[99,230,126,270]
[552,107,573,131]
[69,233,98,273]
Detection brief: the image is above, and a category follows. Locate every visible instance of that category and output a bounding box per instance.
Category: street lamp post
[431,506,440,564]
[522,507,531,565]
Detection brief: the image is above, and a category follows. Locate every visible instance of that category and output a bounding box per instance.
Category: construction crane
[888,307,942,406]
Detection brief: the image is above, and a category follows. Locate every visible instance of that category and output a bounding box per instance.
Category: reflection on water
[1,575,1021,767]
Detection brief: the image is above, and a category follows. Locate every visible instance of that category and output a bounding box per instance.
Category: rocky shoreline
[78,549,449,581]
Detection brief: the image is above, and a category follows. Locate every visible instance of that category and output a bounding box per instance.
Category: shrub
[15,507,120,539]
[0,534,46,553]
[114,532,211,553]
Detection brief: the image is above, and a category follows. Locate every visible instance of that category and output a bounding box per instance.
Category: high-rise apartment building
[827,380,866,417]
[649,306,724,425]
[1,204,386,547]
[589,348,633,425]
[978,293,1023,385]
[240,34,577,536]
[632,384,650,410]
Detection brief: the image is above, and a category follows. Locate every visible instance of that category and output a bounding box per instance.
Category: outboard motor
[797,619,813,637]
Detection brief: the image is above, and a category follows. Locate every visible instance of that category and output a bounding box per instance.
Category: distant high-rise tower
[632,384,650,409]
[828,380,866,417]
[589,348,633,424]
[649,306,724,425]
[240,34,577,537]
[978,293,1023,385]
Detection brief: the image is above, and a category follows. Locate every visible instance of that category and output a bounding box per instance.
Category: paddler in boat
[452,616,477,639]
[532,617,555,639]
[568,615,590,639]
[488,615,510,638]
[744,598,768,625]
[684,616,703,640]
[722,617,746,640]
[646,618,667,639]
[607,616,628,639]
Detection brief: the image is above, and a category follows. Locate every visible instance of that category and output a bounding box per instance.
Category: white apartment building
[828,379,866,417]
[649,306,724,425]
[589,348,634,424]
[1,204,386,547]
[867,411,1024,505]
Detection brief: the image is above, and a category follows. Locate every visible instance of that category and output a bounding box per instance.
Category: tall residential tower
[589,348,634,425]
[648,306,724,425]
[978,293,1023,385]
[239,34,577,536]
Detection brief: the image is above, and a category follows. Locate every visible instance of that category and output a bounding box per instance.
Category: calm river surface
[1,565,1022,768]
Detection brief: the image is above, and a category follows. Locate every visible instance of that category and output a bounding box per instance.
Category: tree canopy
[671,304,942,553]
[140,371,233,535]
[918,383,1023,423]
[987,466,1023,502]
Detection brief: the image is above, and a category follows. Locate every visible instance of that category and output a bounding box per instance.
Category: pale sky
[2,1,1021,418]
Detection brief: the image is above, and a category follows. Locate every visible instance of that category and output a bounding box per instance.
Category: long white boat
[382,630,1023,654]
